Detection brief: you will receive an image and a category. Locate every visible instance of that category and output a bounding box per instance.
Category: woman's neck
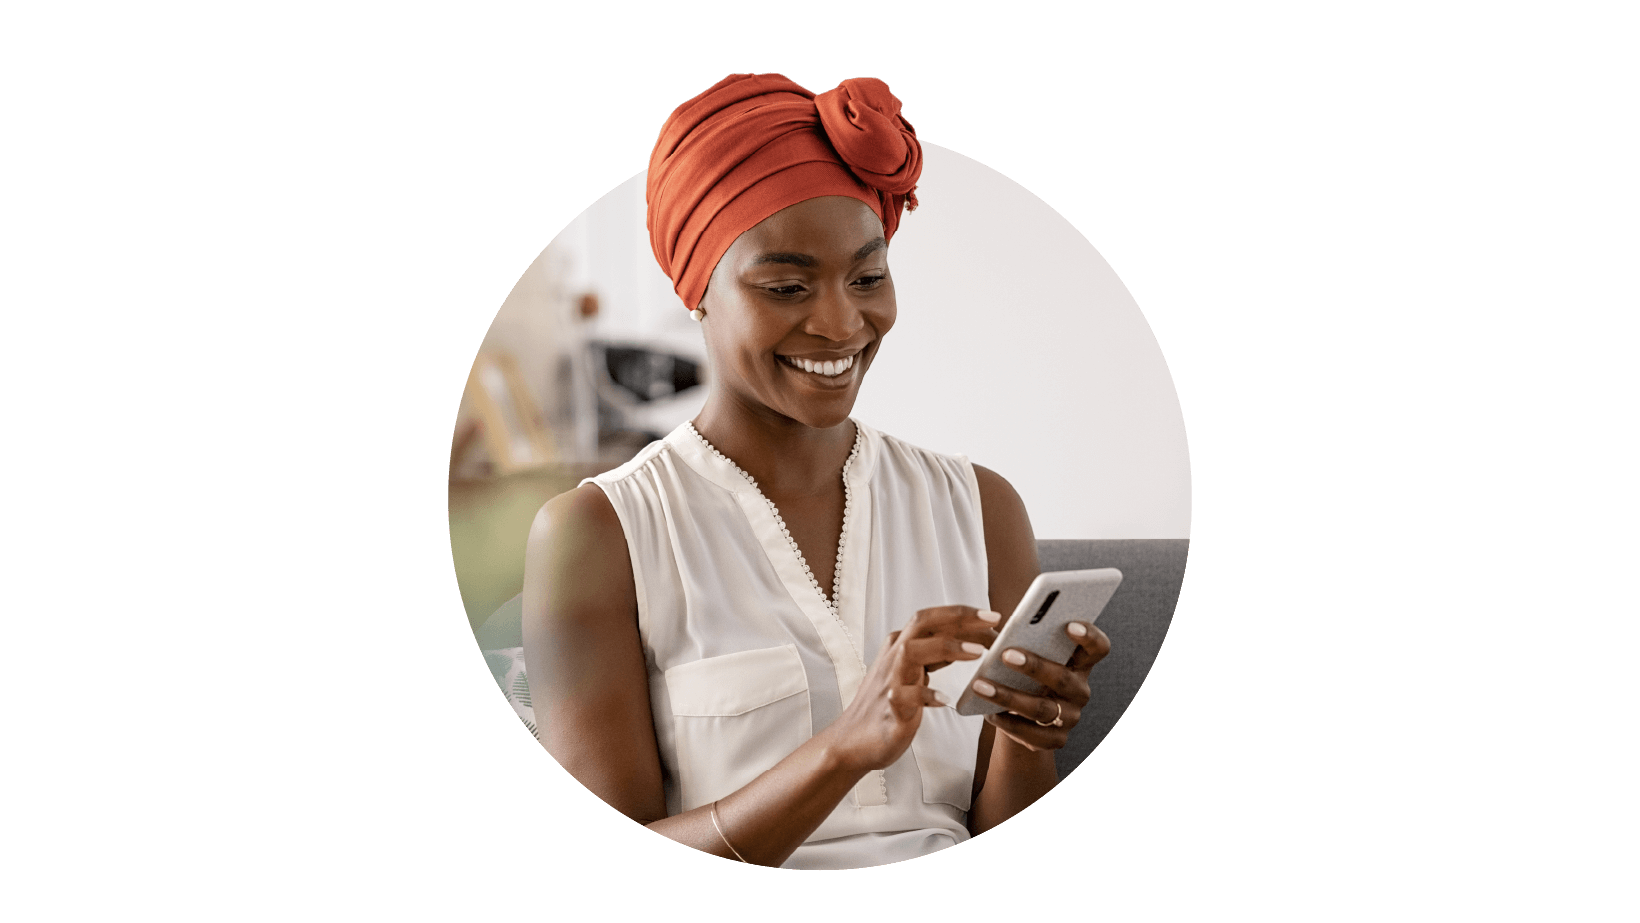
[692,396,857,498]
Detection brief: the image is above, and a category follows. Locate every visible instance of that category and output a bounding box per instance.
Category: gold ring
[1034,701,1064,728]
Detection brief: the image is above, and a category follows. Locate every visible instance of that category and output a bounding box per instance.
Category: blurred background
[449,145,1193,638]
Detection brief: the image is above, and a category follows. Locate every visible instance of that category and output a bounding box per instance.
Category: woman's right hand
[815,605,1001,771]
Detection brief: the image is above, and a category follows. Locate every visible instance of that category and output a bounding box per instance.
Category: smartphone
[926,568,1123,717]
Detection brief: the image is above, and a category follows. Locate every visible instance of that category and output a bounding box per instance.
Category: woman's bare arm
[523,484,990,865]
[522,484,667,821]
[966,464,1059,835]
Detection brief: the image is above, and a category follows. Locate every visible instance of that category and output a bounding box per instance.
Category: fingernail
[972,679,996,696]
[1067,622,1088,637]
[1003,649,1026,666]
[961,641,986,656]
[931,689,949,705]
[978,609,1001,623]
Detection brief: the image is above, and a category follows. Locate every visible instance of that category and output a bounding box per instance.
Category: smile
[779,353,856,378]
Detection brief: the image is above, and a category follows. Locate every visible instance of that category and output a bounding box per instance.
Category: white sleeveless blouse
[585,419,990,870]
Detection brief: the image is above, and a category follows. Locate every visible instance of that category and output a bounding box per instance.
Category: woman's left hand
[968,621,1112,751]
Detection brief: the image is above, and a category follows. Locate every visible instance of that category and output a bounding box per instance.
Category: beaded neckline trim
[685,422,862,618]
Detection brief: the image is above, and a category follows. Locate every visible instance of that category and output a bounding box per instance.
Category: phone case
[925,568,1123,717]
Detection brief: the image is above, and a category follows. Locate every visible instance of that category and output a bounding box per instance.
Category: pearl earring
[690,308,705,321]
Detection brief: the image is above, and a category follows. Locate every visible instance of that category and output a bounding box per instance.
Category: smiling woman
[702,196,892,434]
[519,73,1115,870]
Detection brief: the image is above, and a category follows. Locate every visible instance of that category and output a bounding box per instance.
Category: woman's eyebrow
[749,238,886,268]
[853,238,887,260]
[750,251,816,268]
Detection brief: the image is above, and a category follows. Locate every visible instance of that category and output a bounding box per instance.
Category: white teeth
[786,354,855,377]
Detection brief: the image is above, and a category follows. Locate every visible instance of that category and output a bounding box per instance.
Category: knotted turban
[646,73,922,311]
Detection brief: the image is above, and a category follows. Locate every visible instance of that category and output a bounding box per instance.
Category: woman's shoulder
[530,482,625,564]
[525,480,641,625]
[520,479,638,666]
[570,434,687,523]
[863,423,1030,514]
[862,421,976,478]
[582,434,674,487]
[862,423,1019,491]
[968,463,1028,531]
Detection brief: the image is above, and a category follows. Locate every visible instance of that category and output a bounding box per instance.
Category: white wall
[550,144,1192,538]
[855,144,1191,539]
[573,175,706,357]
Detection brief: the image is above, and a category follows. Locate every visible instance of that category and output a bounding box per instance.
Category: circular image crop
[449,110,1189,870]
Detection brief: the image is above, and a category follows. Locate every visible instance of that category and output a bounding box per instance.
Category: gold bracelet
[709,799,748,863]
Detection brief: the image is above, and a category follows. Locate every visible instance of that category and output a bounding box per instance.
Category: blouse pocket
[910,704,984,811]
[664,644,812,813]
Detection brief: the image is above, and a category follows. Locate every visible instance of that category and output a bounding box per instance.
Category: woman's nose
[803,283,866,341]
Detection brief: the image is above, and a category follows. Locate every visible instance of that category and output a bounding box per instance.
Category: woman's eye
[761,276,881,296]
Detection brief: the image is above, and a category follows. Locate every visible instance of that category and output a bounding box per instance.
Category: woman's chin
[771,360,864,427]
[783,396,857,430]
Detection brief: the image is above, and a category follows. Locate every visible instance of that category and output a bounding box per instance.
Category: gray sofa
[474,538,1187,780]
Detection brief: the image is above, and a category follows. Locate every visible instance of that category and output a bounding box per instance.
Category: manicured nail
[978,609,1001,623]
[1067,622,1088,637]
[961,641,986,656]
[1003,649,1027,666]
[931,689,949,705]
[972,679,996,696]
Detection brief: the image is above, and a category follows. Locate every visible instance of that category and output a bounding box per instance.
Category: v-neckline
[673,420,876,673]
[684,421,861,614]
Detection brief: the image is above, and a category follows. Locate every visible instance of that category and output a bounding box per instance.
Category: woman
[521,73,1111,869]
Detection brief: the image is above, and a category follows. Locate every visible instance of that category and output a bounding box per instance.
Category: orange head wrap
[646,73,922,311]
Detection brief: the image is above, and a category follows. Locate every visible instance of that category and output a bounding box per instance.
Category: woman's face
[698,195,896,430]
